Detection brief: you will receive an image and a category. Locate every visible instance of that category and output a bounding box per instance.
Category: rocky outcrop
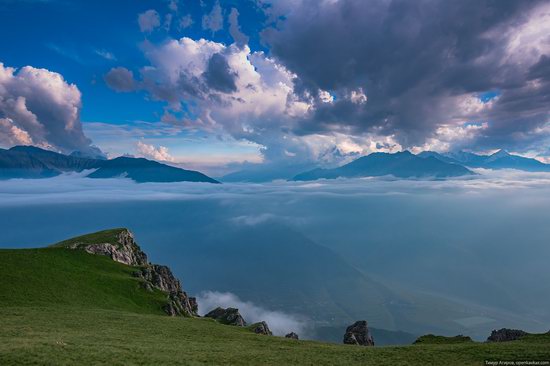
[205,307,247,326]
[189,297,198,314]
[487,328,528,342]
[163,292,198,317]
[133,264,197,317]
[343,321,375,346]
[251,321,272,336]
[70,229,148,266]
[204,307,272,335]
[285,332,299,340]
[64,228,197,317]
[136,265,180,293]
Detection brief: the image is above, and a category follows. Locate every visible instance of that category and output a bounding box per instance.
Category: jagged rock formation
[133,264,197,317]
[487,328,528,342]
[285,332,299,340]
[73,229,148,266]
[59,228,197,317]
[251,321,272,336]
[343,321,375,346]
[205,307,247,326]
[136,265,181,292]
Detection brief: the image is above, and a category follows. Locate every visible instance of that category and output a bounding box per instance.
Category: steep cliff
[53,228,197,317]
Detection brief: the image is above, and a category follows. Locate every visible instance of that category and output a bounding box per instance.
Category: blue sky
[1,0,549,175]
[0,0,264,123]
[0,0,268,174]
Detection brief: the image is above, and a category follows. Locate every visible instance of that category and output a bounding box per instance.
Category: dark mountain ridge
[419,150,550,172]
[293,151,474,181]
[293,149,550,182]
[0,145,219,183]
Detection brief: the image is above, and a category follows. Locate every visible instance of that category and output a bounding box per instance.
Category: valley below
[1,172,550,346]
[1,225,549,365]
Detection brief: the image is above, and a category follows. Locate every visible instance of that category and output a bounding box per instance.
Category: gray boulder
[205,307,247,326]
[343,321,375,346]
[487,328,528,342]
[285,332,299,340]
[251,321,272,335]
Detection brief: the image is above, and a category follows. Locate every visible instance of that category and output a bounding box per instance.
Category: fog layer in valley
[1,170,550,342]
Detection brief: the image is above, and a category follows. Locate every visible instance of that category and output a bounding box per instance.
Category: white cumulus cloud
[136,141,175,162]
[109,37,317,163]
[0,62,99,155]
[0,118,33,146]
[196,291,309,337]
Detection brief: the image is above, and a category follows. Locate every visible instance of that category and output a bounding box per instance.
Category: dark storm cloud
[529,55,550,81]
[262,0,550,151]
[105,49,240,108]
[203,53,238,93]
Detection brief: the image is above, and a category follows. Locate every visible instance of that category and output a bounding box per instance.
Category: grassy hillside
[0,247,166,313]
[1,306,550,366]
[1,234,550,365]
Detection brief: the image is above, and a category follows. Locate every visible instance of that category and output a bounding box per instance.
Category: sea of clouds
[2,168,550,207]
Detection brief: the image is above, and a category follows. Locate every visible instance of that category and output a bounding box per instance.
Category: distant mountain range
[419,150,550,172]
[0,146,219,183]
[3,145,549,183]
[293,151,474,181]
[292,150,550,182]
[221,162,317,183]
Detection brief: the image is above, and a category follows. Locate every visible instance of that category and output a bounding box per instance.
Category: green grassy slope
[2,307,550,366]
[1,237,550,365]
[0,248,166,313]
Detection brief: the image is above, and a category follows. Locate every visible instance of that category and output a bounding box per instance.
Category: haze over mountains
[419,150,550,172]
[292,151,474,181]
[292,150,550,182]
[0,146,218,183]
[2,148,550,342]
[165,221,546,342]
[2,187,549,342]
[2,145,549,184]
